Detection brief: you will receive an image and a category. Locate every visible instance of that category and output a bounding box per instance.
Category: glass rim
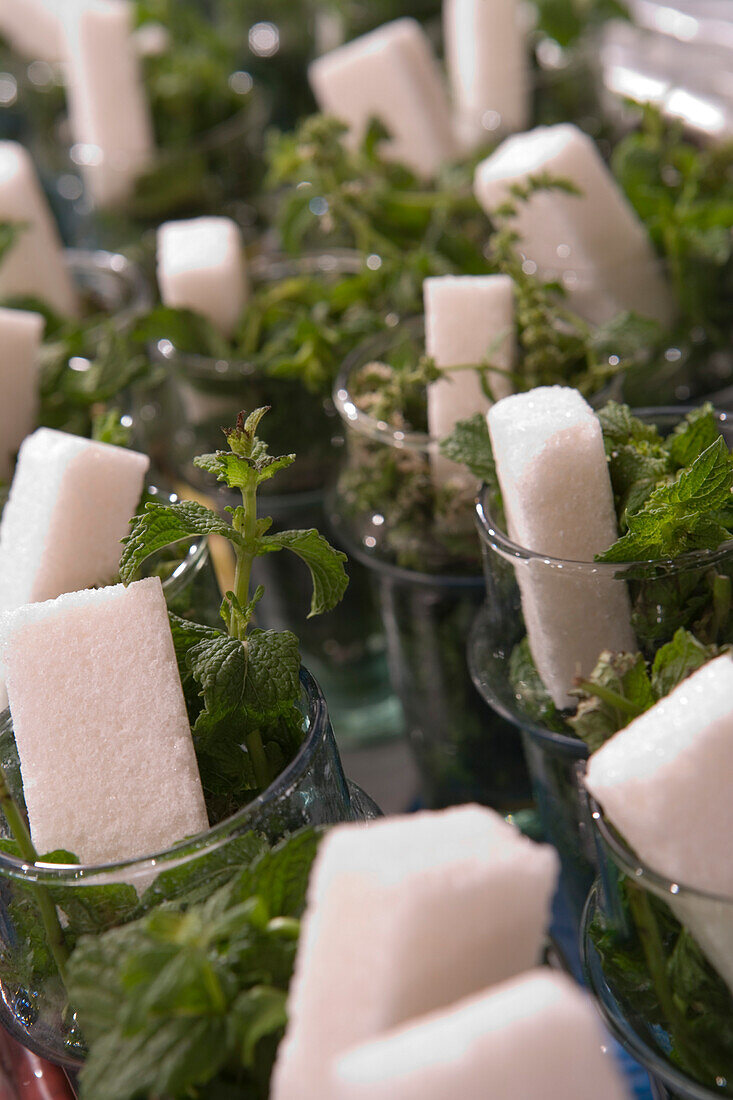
[65,246,152,325]
[581,880,720,1100]
[151,248,365,374]
[0,667,328,885]
[476,405,733,575]
[333,315,440,455]
[590,796,733,906]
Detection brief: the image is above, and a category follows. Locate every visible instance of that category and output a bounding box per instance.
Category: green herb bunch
[119,0,265,223]
[121,407,348,820]
[268,114,492,294]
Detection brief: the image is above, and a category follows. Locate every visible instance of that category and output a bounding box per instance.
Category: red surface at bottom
[0,1031,75,1100]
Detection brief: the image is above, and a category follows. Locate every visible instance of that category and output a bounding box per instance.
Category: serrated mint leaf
[168,614,223,720]
[188,635,247,726]
[242,630,301,723]
[651,628,721,698]
[439,413,496,483]
[261,529,348,616]
[597,401,662,451]
[668,405,720,468]
[569,650,653,752]
[138,834,269,913]
[598,437,733,562]
[120,501,242,582]
[233,828,322,918]
[193,449,252,491]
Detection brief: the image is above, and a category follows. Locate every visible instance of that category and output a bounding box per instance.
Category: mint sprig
[121,408,348,811]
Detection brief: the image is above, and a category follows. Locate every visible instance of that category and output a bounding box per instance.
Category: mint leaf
[232,826,322,919]
[651,628,723,698]
[133,305,231,358]
[439,413,497,484]
[231,986,288,1068]
[667,404,720,468]
[596,401,662,450]
[138,834,269,913]
[261,529,348,616]
[570,651,654,752]
[168,613,222,719]
[242,630,301,724]
[120,501,242,582]
[598,437,733,562]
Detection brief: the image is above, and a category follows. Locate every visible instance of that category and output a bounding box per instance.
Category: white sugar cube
[62,0,155,210]
[474,124,673,325]
[309,18,457,178]
[0,0,64,62]
[333,971,630,1100]
[0,578,208,863]
[0,307,44,481]
[425,274,516,485]
[488,387,635,708]
[271,805,559,1100]
[156,217,248,338]
[586,655,733,993]
[443,0,530,149]
[0,428,149,613]
[0,143,79,318]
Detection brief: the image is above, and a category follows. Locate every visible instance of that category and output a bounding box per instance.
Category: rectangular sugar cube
[0,577,208,864]
[333,971,630,1100]
[0,428,149,613]
[586,655,733,993]
[272,804,559,1100]
[443,0,530,149]
[0,142,79,317]
[0,307,44,481]
[425,274,516,485]
[308,18,457,178]
[488,386,636,708]
[474,123,673,325]
[157,217,248,338]
[0,0,64,62]
[62,0,155,210]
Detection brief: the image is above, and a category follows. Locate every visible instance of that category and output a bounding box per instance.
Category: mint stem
[0,766,69,983]
[245,729,271,792]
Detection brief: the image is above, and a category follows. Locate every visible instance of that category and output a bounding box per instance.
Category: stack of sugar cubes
[308,1,529,177]
[272,804,630,1099]
[0,427,210,864]
[586,654,733,997]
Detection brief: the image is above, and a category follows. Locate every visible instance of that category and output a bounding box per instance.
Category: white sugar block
[156,217,248,338]
[333,971,630,1100]
[425,274,516,485]
[309,18,458,178]
[0,0,64,62]
[271,804,559,1100]
[0,577,208,863]
[0,428,149,613]
[586,655,733,993]
[62,0,155,210]
[488,387,635,708]
[0,307,44,481]
[443,0,530,149]
[0,143,79,318]
[474,124,674,326]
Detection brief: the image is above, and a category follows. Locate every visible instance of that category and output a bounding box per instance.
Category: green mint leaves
[569,629,726,751]
[597,403,733,562]
[438,413,496,485]
[68,828,322,1100]
[122,408,348,813]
